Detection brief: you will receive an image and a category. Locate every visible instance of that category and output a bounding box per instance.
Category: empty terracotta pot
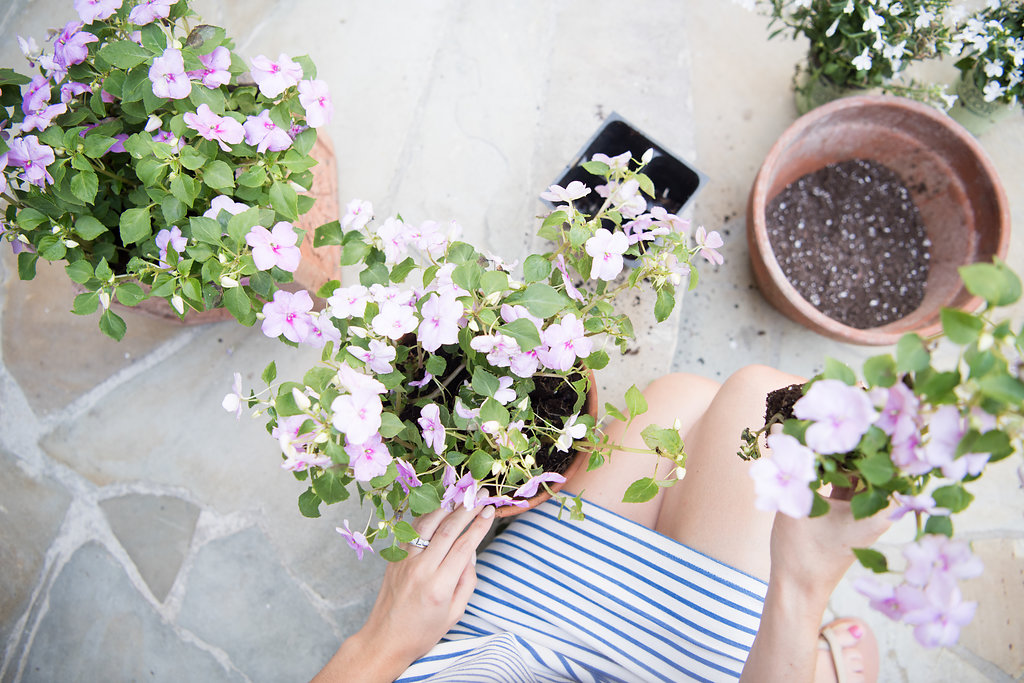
[748,95,1010,345]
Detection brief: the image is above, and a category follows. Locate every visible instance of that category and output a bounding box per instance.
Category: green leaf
[850,487,888,520]
[978,374,1024,403]
[393,521,418,544]
[119,207,151,246]
[74,215,108,241]
[226,207,261,245]
[314,220,343,247]
[852,547,889,573]
[170,173,198,207]
[856,451,895,486]
[895,333,930,373]
[98,309,127,341]
[518,283,569,318]
[472,367,500,398]
[862,354,897,388]
[924,515,953,537]
[581,160,610,176]
[523,254,552,283]
[932,484,974,513]
[179,147,206,170]
[312,469,348,504]
[379,412,406,438]
[261,361,277,385]
[224,286,255,325]
[636,172,655,198]
[70,170,99,203]
[72,290,100,315]
[16,207,48,230]
[297,488,322,518]
[424,354,447,377]
[960,261,1021,307]
[640,424,683,454]
[481,270,509,296]
[38,234,66,261]
[408,484,441,514]
[161,195,186,225]
[17,251,38,280]
[189,216,224,245]
[809,491,830,518]
[380,544,408,563]
[98,40,153,69]
[622,477,659,503]
[604,401,627,422]
[115,283,146,307]
[584,349,609,371]
[65,260,94,284]
[83,135,118,158]
[498,318,542,352]
[940,308,984,345]
[203,159,235,189]
[654,287,675,322]
[478,398,510,427]
[468,450,494,480]
[823,358,856,385]
[624,385,648,419]
[270,181,299,221]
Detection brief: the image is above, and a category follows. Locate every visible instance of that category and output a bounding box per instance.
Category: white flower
[852,47,873,72]
[914,8,935,29]
[863,7,885,33]
[826,17,841,37]
[555,413,588,453]
[984,59,1004,79]
[983,80,1007,102]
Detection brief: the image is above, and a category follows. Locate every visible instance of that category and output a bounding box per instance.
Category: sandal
[817,617,879,683]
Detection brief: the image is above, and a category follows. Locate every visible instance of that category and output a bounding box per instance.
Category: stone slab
[100,494,201,603]
[958,538,1024,678]
[20,542,244,683]
[0,448,70,649]
[177,526,338,682]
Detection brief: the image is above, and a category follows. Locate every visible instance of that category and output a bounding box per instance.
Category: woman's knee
[720,364,804,397]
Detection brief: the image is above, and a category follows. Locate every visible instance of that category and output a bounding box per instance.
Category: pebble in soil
[766,158,930,329]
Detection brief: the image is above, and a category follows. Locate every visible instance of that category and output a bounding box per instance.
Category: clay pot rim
[749,94,1011,345]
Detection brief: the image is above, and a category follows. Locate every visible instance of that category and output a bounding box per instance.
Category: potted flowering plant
[0,0,337,340]
[225,151,725,561]
[738,259,1024,648]
[948,0,1024,135]
[740,0,957,113]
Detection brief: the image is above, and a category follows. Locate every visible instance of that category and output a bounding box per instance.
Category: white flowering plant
[226,151,723,561]
[739,259,1024,648]
[0,0,335,340]
[952,0,1024,105]
[744,0,958,107]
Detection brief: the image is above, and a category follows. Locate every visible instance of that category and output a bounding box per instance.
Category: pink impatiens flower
[305,311,341,350]
[585,228,629,281]
[221,372,244,419]
[187,46,231,89]
[418,403,446,455]
[346,433,393,481]
[260,289,314,343]
[540,180,590,204]
[555,413,587,452]
[441,469,479,511]
[348,339,397,374]
[372,300,419,340]
[203,194,249,220]
[243,110,292,153]
[513,472,566,499]
[337,520,374,560]
[245,222,301,272]
[250,53,303,98]
[298,79,333,127]
[328,285,371,319]
[183,104,244,151]
[417,292,463,353]
[793,379,877,455]
[695,226,724,266]
[902,580,978,648]
[539,314,593,372]
[75,0,122,23]
[155,226,186,268]
[53,21,98,69]
[149,48,191,100]
[749,433,817,518]
[129,0,175,25]
[342,199,374,232]
[493,376,516,405]
[395,459,422,493]
[554,254,585,302]
[6,136,55,188]
[924,405,989,481]
[331,391,383,445]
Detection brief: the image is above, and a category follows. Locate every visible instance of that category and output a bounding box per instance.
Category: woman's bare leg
[654,364,805,581]
[561,372,721,528]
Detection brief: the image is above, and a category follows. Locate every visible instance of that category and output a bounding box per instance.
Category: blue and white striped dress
[396,499,767,682]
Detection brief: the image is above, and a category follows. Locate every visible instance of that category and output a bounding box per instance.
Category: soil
[766,159,930,329]
[764,382,805,424]
[531,371,587,475]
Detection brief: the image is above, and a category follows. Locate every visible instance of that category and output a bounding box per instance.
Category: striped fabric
[396,498,767,683]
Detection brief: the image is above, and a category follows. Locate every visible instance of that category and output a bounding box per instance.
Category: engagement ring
[410,537,430,549]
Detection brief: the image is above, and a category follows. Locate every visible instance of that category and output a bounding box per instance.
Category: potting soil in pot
[766,159,930,329]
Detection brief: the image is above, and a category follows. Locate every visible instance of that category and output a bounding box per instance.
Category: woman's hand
[313,503,496,683]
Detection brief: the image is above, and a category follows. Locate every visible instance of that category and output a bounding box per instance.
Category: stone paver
[0,1,1022,682]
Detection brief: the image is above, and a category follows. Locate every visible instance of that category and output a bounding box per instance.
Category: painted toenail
[848,623,864,640]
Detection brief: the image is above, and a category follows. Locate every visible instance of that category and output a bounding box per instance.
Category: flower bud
[64,239,79,248]
[523,455,535,467]
[978,332,995,351]
[171,294,185,315]
[171,39,182,49]
[51,225,61,234]
[292,387,311,411]
[468,320,480,332]
[490,460,504,475]
[377,521,387,530]
[673,418,682,431]
[98,290,111,310]
[144,115,162,132]
[218,253,228,264]
[641,148,654,164]
[220,275,239,288]
[313,432,329,443]
[348,326,367,338]
[675,466,687,480]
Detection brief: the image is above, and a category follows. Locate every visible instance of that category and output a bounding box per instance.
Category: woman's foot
[815,618,879,683]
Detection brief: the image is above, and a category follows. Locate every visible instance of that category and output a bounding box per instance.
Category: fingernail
[482,506,495,519]
[849,623,864,640]
[472,552,477,565]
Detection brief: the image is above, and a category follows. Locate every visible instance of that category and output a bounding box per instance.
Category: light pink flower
[347,339,396,374]
[155,226,186,268]
[7,136,55,188]
[409,371,433,388]
[441,471,479,511]
[260,289,314,343]
[250,53,303,98]
[149,48,191,100]
[418,403,446,455]
[889,492,949,521]
[591,151,631,172]
[187,46,231,89]
[470,333,519,367]
[331,392,383,445]
[21,102,67,133]
[328,285,371,319]
[203,195,249,219]
[596,178,646,218]
[246,222,301,271]
[298,79,333,127]
[335,364,387,397]
[60,81,91,104]
[514,472,566,499]
[337,521,374,560]
[372,300,419,340]
[540,180,590,203]
[493,376,516,405]
[903,580,977,648]
[510,349,542,378]
[854,577,923,622]
[243,110,292,153]
[903,535,983,588]
[346,433,392,481]
[555,413,587,452]
[554,254,585,301]
[53,21,97,68]
[539,314,592,372]
[417,292,463,352]
[793,379,877,455]
[396,459,422,493]
[924,405,989,480]
[375,217,410,264]
[305,311,341,349]
[129,0,174,25]
[585,228,629,281]
[221,372,244,419]
[342,199,374,232]
[695,226,724,266]
[75,0,122,23]
[183,103,244,152]
[749,433,817,518]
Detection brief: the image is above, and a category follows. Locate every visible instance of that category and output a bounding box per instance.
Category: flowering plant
[0,0,334,340]
[951,0,1024,105]
[741,0,958,108]
[227,150,721,561]
[739,259,1024,648]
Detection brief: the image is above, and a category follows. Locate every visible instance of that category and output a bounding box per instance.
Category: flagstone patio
[1,1,1022,681]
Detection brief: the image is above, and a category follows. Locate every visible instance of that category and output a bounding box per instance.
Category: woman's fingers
[437,505,495,586]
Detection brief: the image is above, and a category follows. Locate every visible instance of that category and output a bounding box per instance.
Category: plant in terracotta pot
[225,152,723,561]
[739,0,958,113]
[0,0,338,340]
[948,0,1024,135]
[737,259,1024,648]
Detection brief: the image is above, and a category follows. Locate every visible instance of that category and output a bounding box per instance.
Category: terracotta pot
[747,95,1010,345]
[494,369,600,518]
[107,133,342,324]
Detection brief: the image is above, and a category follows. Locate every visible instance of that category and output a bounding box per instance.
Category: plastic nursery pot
[493,369,600,518]
[102,134,342,324]
[948,68,1018,137]
[747,95,1010,346]
[544,112,707,219]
